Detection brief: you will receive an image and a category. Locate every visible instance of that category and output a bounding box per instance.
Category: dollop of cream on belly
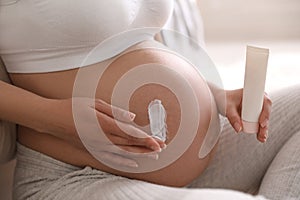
[148,99,167,142]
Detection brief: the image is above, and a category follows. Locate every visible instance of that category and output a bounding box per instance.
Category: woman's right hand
[0,78,164,168]
[45,98,166,168]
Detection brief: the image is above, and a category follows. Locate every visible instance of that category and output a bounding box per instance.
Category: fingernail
[234,122,242,133]
[264,130,269,140]
[260,132,268,143]
[129,112,136,120]
[260,119,269,128]
[265,130,269,138]
[153,138,166,149]
[148,154,159,160]
[127,162,139,168]
[151,146,162,152]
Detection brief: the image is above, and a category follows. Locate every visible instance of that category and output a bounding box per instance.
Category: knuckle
[259,115,266,122]
[126,139,135,146]
[227,112,239,123]
[231,116,240,122]
[121,136,134,145]
[259,128,268,136]
[97,99,106,106]
[95,99,105,109]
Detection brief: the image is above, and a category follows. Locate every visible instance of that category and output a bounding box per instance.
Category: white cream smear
[148,99,167,142]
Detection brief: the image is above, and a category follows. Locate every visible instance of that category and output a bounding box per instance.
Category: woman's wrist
[40,98,78,141]
[207,82,227,116]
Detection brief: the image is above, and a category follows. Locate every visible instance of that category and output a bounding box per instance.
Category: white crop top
[0,0,174,73]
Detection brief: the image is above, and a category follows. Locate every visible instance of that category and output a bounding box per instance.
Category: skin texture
[9,41,218,187]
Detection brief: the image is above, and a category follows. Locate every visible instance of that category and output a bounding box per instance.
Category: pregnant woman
[0,0,299,200]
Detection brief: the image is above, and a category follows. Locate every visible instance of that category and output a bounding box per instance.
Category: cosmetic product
[242,46,269,133]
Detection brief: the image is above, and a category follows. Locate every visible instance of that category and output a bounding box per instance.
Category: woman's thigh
[259,130,300,200]
[188,85,300,193]
[14,144,267,200]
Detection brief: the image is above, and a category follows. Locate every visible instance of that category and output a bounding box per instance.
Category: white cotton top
[0,0,174,73]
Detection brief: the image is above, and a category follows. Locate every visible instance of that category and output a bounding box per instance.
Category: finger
[107,132,166,150]
[153,137,167,149]
[259,94,272,128]
[107,134,167,152]
[108,134,163,152]
[226,105,243,133]
[94,99,136,123]
[95,99,166,149]
[106,144,160,158]
[115,121,164,152]
[97,112,162,151]
[257,125,268,143]
[99,151,139,168]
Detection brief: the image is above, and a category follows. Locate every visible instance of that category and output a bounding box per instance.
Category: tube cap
[242,120,259,134]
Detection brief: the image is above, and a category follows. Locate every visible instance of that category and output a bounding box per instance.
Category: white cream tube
[242,46,269,133]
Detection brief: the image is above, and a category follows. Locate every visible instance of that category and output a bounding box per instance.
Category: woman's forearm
[0,80,73,137]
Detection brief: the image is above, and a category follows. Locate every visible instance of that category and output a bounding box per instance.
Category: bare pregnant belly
[10,41,219,187]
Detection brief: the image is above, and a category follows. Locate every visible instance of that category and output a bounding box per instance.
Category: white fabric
[0,0,174,73]
[163,0,205,48]
[14,143,268,200]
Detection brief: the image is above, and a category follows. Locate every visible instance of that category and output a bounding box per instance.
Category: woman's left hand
[224,89,272,143]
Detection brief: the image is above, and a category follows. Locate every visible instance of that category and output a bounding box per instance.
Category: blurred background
[198,0,300,91]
